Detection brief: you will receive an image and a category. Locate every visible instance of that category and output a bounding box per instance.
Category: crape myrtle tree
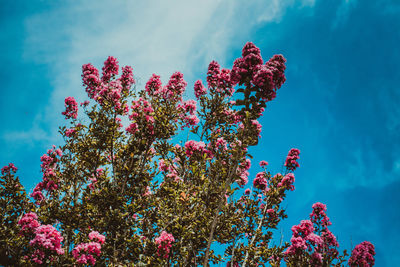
[0,42,375,266]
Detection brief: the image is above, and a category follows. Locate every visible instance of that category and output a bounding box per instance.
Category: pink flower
[28,224,64,264]
[207,60,220,88]
[265,54,286,89]
[285,148,300,171]
[73,242,102,265]
[62,97,78,119]
[278,173,295,191]
[231,57,248,85]
[194,80,207,98]
[1,163,18,174]
[126,123,138,135]
[119,65,135,90]
[102,56,119,82]
[242,42,263,68]
[89,231,105,245]
[185,140,207,157]
[165,72,187,99]
[349,241,375,266]
[155,231,175,259]
[145,74,162,96]
[310,202,332,228]
[82,63,100,99]
[65,128,76,137]
[251,120,262,137]
[311,252,323,266]
[259,160,268,167]
[231,42,263,85]
[252,65,275,101]
[253,172,268,190]
[18,212,40,234]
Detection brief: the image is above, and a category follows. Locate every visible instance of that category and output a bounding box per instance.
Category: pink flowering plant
[0,43,375,266]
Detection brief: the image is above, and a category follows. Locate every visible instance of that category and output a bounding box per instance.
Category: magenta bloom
[145,74,162,96]
[155,231,175,259]
[29,224,64,264]
[18,212,40,234]
[62,97,78,119]
[72,242,102,265]
[207,60,220,88]
[278,173,295,191]
[194,80,207,98]
[253,172,268,190]
[82,63,100,99]
[185,140,206,157]
[259,160,268,167]
[285,148,300,171]
[165,71,187,99]
[119,65,135,89]
[102,56,119,82]
[1,163,18,174]
[349,241,375,266]
[89,231,106,245]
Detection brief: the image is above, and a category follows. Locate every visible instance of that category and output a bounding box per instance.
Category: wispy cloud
[14,0,316,149]
[331,0,358,29]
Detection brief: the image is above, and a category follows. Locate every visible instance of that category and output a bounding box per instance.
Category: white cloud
[15,0,316,149]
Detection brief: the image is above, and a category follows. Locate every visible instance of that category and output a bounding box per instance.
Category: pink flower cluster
[155,231,175,259]
[207,60,220,88]
[259,160,268,167]
[97,80,126,112]
[253,172,268,190]
[285,203,341,265]
[310,202,332,229]
[82,63,100,99]
[72,231,105,265]
[231,42,263,86]
[18,213,64,264]
[102,56,119,82]
[145,72,187,101]
[285,148,300,171]
[223,108,242,125]
[31,146,62,204]
[230,42,286,102]
[65,128,76,137]
[81,57,135,110]
[165,71,187,100]
[62,97,78,119]
[348,241,375,266]
[127,97,155,136]
[72,242,101,265]
[120,65,135,90]
[236,158,251,187]
[210,137,228,152]
[194,80,207,99]
[145,74,163,96]
[185,140,208,157]
[30,225,64,262]
[206,61,234,96]
[1,163,17,174]
[178,99,199,129]
[158,159,181,182]
[18,212,40,234]
[251,120,262,137]
[277,173,295,191]
[285,220,320,256]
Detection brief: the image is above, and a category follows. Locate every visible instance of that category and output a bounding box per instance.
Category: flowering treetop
[0,42,374,266]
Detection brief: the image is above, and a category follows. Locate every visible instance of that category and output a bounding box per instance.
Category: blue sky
[1,0,399,265]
